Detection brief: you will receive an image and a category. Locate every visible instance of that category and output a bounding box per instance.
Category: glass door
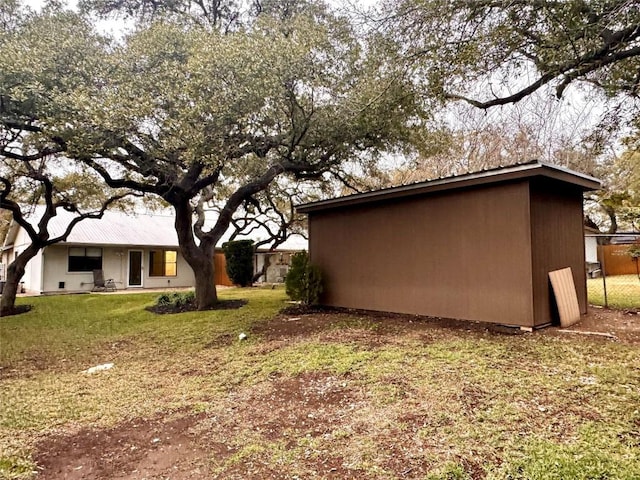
[128,250,143,287]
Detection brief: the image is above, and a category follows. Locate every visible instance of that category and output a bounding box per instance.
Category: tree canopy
[388,0,640,108]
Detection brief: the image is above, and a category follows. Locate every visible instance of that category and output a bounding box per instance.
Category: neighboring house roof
[582,231,640,243]
[297,160,602,214]
[609,233,640,244]
[1,208,307,251]
[256,236,308,252]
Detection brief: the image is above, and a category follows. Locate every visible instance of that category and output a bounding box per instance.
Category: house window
[149,249,177,277]
[68,247,102,272]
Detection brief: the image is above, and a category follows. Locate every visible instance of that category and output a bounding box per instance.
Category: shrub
[155,291,195,308]
[157,293,172,306]
[285,251,323,305]
[223,240,255,287]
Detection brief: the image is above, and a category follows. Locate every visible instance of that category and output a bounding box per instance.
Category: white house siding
[585,236,598,263]
[1,227,43,293]
[25,250,43,293]
[254,252,294,283]
[1,248,42,292]
[41,245,195,293]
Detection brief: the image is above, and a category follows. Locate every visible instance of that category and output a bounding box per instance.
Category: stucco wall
[309,181,536,326]
[42,245,196,293]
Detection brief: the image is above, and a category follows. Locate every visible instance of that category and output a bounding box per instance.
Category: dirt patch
[257,307,523,345]
[34,413,210,479]
[263,305,640,345]
[544,306,640,344]
[33,372,365,479]
[146,299,247,315]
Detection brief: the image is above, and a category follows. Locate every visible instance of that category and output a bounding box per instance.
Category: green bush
[223,240,255,287]
[285,251,323,305]
[157,293,172,306]
[156,291,195,308]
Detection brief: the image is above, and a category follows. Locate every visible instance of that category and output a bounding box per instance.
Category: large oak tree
[2,1,419,309]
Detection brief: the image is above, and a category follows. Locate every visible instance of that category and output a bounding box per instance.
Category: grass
[1,288,640,479]
[587,274,640,308]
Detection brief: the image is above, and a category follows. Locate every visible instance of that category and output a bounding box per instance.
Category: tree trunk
[1,244,39,315]
[172,199,218,310]
[603,205,618,234]
[253,252,271,283]
[193,257,218,309]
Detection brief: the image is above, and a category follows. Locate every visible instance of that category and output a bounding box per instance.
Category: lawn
[1,288,639,479]
[587,274,640,309]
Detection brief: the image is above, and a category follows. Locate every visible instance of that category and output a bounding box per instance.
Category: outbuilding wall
[309,181,537,326]
[529,179,588,326]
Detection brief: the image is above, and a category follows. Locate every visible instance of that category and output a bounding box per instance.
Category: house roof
[297,161,601,214]
[2,208,307,251]
[43,210,179,247]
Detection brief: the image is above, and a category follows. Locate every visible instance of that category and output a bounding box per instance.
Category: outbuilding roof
[297,161,601,214]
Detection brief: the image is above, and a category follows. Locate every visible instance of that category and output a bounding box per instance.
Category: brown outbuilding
[297,161,601,328]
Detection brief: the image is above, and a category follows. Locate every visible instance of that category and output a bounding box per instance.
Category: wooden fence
[213,252,234,286]
[598,244,640,276]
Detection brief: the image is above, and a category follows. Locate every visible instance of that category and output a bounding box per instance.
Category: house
[1,211,198,293]
[254,236,309,284]
[1,209,306,294]
[298,161,601,329]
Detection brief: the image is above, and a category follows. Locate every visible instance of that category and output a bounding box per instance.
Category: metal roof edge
[297,161,602,214]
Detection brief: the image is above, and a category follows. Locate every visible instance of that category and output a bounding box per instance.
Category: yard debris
[83,363,114,374]
[238,332,248,341]
[557,329,617,340]
[580,376,598,385]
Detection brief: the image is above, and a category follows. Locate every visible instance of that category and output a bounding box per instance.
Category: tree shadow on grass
[0,304,32,317]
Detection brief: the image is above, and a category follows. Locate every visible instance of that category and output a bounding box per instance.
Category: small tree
[223,240,254,287]
[285,251,323,305]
